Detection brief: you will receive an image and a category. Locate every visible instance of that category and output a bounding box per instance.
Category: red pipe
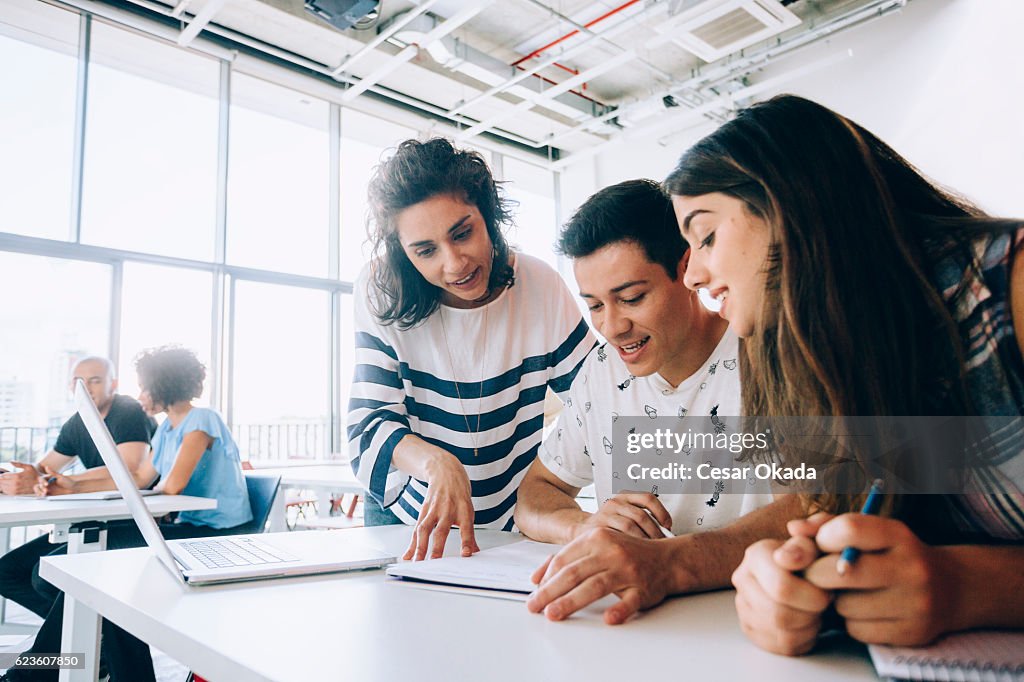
[511,0,644,67]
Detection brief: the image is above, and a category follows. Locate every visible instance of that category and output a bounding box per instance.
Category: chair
[232,474,281,535]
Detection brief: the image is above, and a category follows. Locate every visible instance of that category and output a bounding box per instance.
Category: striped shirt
[348,253,596,530]
[931,229,1024,540]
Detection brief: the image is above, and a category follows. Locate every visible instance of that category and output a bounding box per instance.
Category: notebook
[386,539,560,598]
[869,630,1024,681]
[75,379,396,585]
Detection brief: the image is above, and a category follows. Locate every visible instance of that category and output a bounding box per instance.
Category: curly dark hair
[134,346,206,407]
[367,137,516,329]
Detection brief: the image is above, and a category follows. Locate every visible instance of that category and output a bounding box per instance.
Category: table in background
[0,495,216,641]
[41,527,876,682]
[245,464,361,532]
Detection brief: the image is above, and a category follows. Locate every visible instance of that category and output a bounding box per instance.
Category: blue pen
[836,478,885,576]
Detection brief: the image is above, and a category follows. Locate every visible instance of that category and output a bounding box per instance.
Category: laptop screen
[74,379,185,583]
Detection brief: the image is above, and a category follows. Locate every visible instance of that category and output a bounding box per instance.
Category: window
[0,252,110,438]
[501,156,558,269]
[339,108,417,281]
[0,0,78,240]
[337,292,354,419]
[117,262,214,405]
[80,22,220,260]
[231,281,329,458]
[227,74,330,277]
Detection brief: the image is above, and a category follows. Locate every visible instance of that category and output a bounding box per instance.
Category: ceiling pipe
[456,1,742,143]
[177,0,226,46]
[455,49,636,141]
[516,0,675,84]
[538,0,907,149]
[550,48,855,171]
[513,0,642,65]
[71,0,551,151]
[170,0,191,18]
[340,0,496,103]
[329,0,441,78]
[447,0,672,118]
[389,13,605,122]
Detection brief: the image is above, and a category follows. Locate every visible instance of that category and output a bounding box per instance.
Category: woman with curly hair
[347,138,594,560]
[132,346,251,528]
[7,347,251,682]
[666,94,1024,655]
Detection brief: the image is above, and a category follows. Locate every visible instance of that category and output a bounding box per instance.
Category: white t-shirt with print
[539,330,773,534]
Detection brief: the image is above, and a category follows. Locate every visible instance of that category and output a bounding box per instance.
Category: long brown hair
[664,94,1020,514]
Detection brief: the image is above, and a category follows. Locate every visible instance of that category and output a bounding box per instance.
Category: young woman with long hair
[665,94,1024,654]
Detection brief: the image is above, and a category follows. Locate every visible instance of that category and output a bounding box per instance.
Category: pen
[836,478,885,576]
[644,509,674,538]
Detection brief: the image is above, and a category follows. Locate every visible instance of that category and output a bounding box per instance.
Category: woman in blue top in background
[5,347,251,682]
[138,346,251,530]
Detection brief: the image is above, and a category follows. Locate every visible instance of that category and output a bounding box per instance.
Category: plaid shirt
[932,229,1024,540]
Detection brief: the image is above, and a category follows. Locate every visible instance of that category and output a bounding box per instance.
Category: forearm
[667,495,801,593]
[69,466,114,482]
[515,479,589,545]
[944,544,1024,632]
[391,434,454,481]
[61,472,115,493]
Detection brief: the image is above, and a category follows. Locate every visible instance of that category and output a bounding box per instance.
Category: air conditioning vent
[666,0,801,62]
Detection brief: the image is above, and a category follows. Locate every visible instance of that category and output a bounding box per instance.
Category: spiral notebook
[869,630,1024,681]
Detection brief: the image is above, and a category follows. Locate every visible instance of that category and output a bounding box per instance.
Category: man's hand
[0,462,41,495]
[402,450,479,561]
[732,513,834,655]
[804,514,959,647]
[576,492,673,540]
[34,465,79,497]
[527,527,683,625]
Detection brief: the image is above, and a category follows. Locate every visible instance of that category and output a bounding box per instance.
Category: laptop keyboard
[181,537,298,569]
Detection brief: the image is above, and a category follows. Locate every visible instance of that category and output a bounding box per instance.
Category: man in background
[0,356,153,617]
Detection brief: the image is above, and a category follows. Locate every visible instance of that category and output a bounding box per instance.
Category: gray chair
[232,475,281,535]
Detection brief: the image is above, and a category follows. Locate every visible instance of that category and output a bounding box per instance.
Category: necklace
[440,302,489,457]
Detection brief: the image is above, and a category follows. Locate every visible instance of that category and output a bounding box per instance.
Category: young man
[0,356,153,617]
[514,180,800,624]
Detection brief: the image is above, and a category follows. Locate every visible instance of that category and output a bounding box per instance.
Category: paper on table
[869,630,1024,681]
[385,539,561,595]
[45,490,160,501]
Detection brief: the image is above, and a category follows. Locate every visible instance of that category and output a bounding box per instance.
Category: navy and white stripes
[348,253,596,530]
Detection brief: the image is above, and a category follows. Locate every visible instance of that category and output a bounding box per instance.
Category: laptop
[74,379,396,585]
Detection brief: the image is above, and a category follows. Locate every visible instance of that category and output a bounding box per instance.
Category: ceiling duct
[304,0,379,31]
[386,11,609,123]
[665,0,801,62]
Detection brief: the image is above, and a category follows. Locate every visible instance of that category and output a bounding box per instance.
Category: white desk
[246,465,362,532]
[0,495,217,533]
[0,495,216,673]
[41,527,877,682]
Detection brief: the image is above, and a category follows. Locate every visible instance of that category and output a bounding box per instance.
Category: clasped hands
[732,512,962,655]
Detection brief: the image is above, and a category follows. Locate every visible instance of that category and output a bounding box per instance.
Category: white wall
[571,0,1024,218]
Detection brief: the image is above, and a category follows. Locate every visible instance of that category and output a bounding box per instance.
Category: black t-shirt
[52,395,155,469]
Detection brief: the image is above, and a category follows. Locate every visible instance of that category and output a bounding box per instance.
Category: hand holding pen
[836,478,885,576]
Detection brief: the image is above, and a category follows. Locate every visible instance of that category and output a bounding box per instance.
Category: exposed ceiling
[97,0,909,160]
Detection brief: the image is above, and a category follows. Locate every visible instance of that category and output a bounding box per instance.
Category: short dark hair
[134,346,205,407]
[367,138,516,329]
[557,179,686,279]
